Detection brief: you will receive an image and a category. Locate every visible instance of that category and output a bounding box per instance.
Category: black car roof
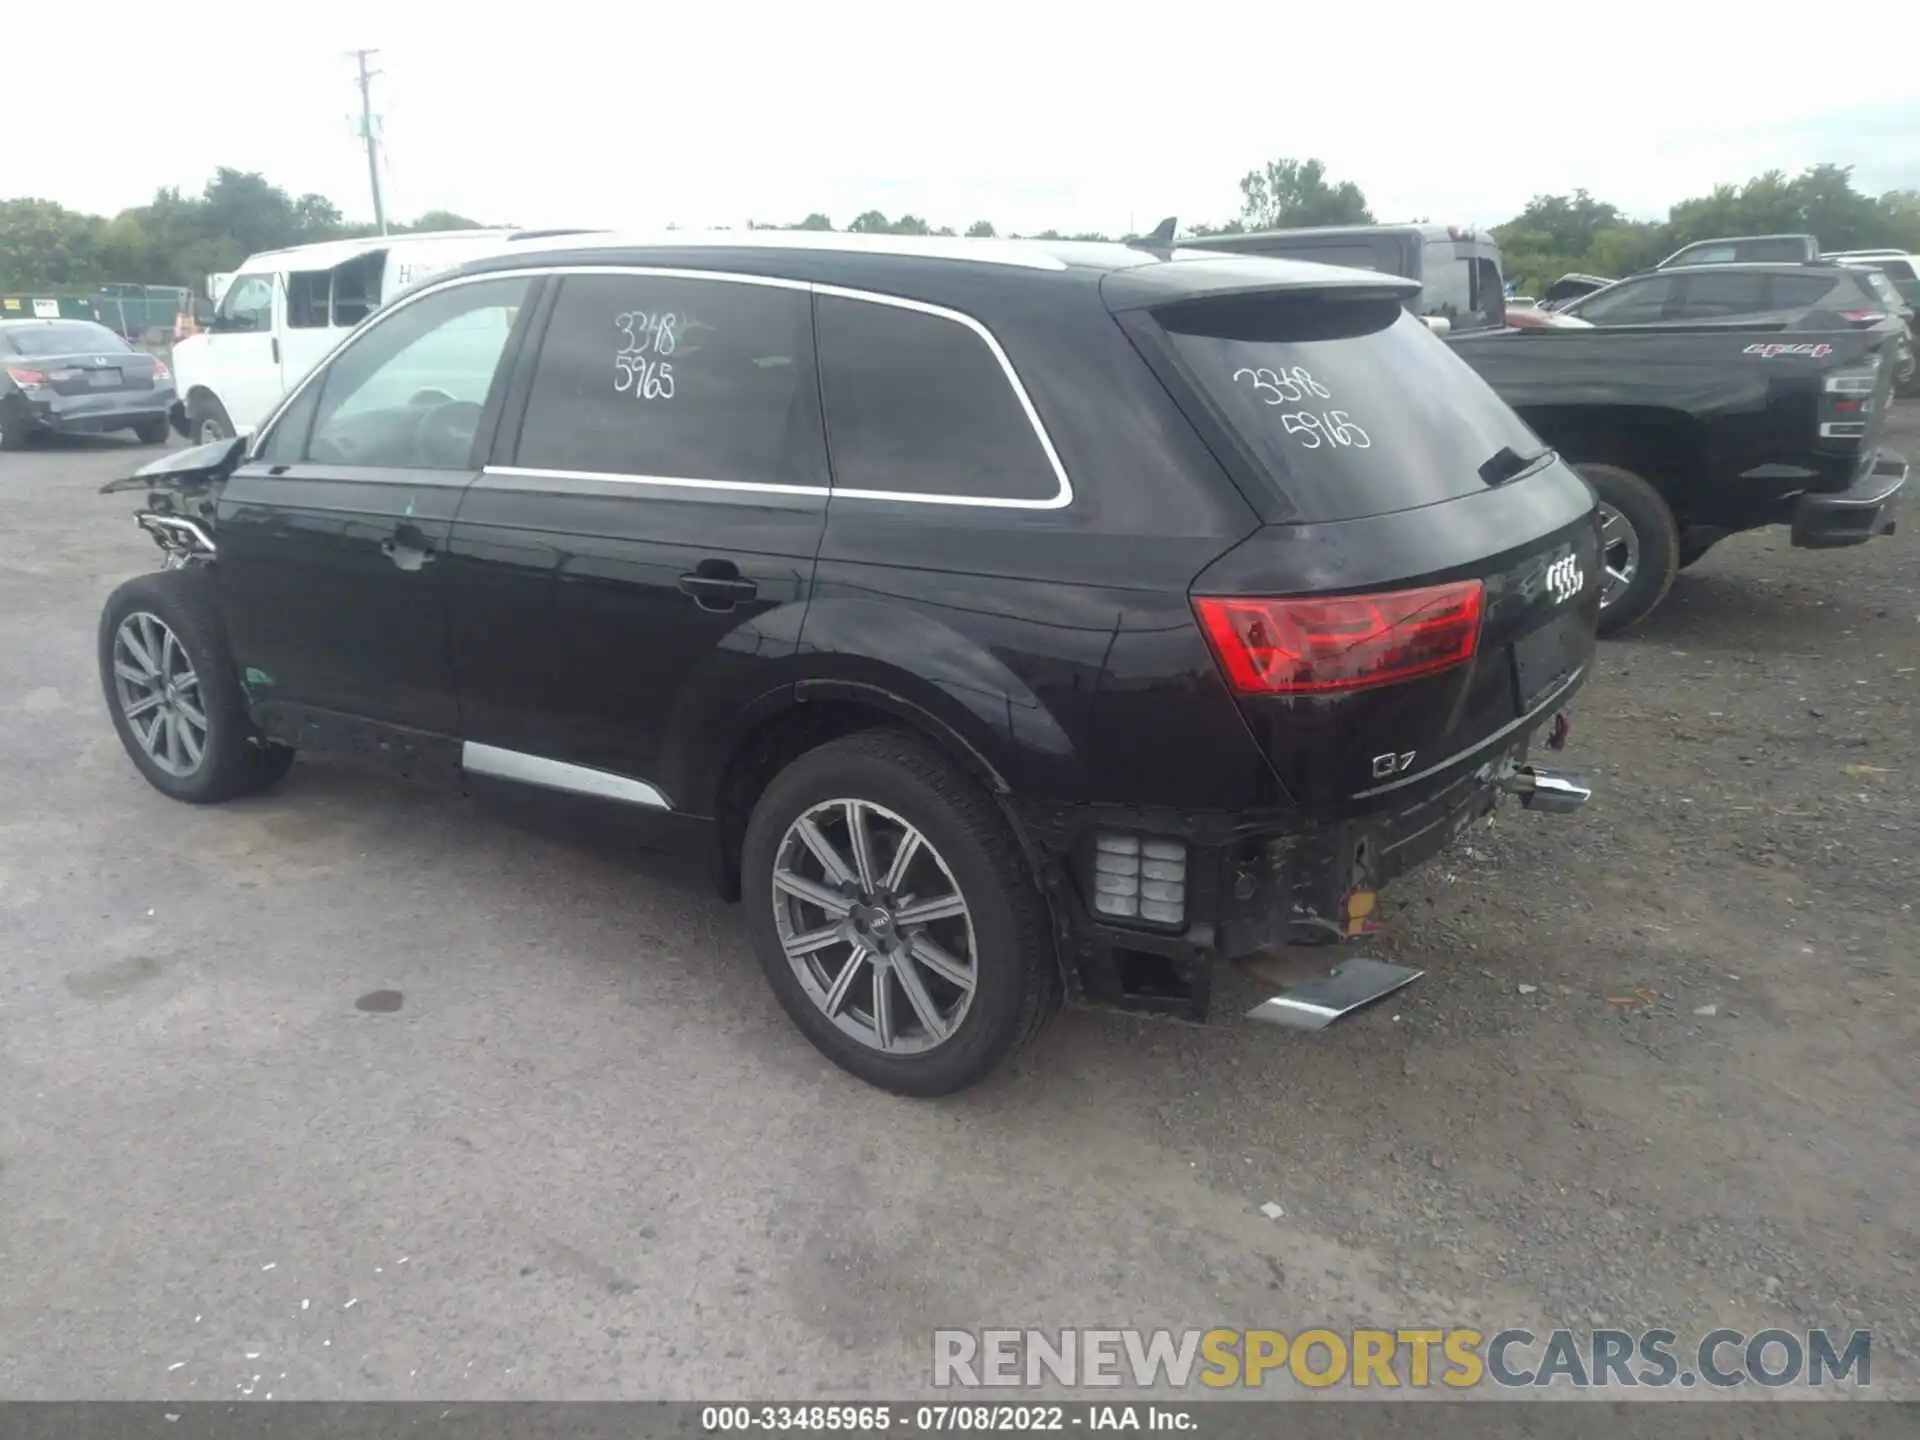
[423,230,1421,312]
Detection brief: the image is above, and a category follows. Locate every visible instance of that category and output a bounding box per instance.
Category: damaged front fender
[97,434,246,496]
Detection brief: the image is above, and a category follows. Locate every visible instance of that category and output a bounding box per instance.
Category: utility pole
[351,49,387,235]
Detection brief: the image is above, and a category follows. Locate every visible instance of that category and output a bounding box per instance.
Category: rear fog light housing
[1091,833,1187,926]
[1193,580,1485,695]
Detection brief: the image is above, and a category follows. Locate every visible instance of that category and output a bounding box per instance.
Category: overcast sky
[14,1,1919,235]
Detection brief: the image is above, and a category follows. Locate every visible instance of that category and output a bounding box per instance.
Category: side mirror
[1423,315,1452,338]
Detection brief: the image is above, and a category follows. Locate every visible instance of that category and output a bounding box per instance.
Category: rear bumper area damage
[1011,731,1588,1029]
[1792,449,1905,549]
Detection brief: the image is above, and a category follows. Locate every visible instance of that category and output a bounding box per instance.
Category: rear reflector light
[1194,580,1485,695]
[1091,833,1187,925]
[1839,310,1888,324]
[4,365,50,388]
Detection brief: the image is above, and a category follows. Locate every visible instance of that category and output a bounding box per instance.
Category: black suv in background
[97,233,1600,1095]
[1179,224,1510,334]
[1562,261,1917,392]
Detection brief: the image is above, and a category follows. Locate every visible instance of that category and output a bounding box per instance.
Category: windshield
[3,321,131,357]
[1154,293,1544,523]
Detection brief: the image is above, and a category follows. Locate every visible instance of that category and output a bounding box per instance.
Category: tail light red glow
[150,359,171,381]
[5,365,51,388]
[1839,310,1888,324]
[1194,580,1485,695]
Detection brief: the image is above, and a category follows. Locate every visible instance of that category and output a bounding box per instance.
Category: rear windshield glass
[1155,294,1542,523]
[4,321,130,356]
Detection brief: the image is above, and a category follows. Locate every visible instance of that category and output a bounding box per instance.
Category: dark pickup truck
[1449,324,1907,632]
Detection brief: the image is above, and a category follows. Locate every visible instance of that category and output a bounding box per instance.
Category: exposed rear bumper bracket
[1791,449,1905,549]
[1245,956,1424,1031]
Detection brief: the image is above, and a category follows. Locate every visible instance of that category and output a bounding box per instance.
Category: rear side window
[1773,274,1847,309]
[1675,272,1769,317]
[515,274,827,488]
[1154,293,1544,523]
[286,271,331,328]
[814,294,1060,501]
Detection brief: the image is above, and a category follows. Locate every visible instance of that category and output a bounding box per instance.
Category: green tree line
[5,157,1918,297]
[0,168,485,292]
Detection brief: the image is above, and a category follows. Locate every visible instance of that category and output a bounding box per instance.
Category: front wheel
[741,729,1062,1096]
[1574,462,1680,638]
[184,394,234,446]
[98,568,295,803]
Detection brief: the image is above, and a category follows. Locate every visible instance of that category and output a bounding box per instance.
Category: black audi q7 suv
[97,231,1601,1095]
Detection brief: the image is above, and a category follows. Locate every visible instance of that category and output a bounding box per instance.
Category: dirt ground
[0,405,1913,1401]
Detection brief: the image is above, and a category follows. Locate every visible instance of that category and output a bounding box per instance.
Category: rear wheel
[741,729,1062,1096]
[1575,462,1679,637]
[99,568,295,803]
[0,405,29,452]
[134,417,170,445]
[185,394,234,446]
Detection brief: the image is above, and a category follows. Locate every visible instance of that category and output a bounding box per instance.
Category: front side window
[814,294,1060,501]
[216,275,274,333]
[514,273,826,488]
[303,276,530,470]
[1569,275,1676,324]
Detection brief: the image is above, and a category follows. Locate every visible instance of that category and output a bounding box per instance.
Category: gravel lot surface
[2,410,1914,1402]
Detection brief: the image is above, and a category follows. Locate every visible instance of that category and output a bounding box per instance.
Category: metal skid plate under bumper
[1014,743,1589,1030]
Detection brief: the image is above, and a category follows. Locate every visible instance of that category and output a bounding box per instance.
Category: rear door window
[1672,272,1769,318]
[514,273,827,489]
[1153,292,1545,523]
[1771,274,1846,309]
[813,293,1062,502]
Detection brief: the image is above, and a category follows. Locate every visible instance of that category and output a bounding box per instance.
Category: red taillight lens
[1193,580,1486,695]
[5,365,51,388]
[150,359,171,382]
[1840,309,1887,324]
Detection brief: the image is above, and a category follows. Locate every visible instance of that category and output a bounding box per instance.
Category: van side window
[286,271,331,329]
[303,277,530,470]
[216,275,274,333]
[514,274,828,488]
[332,252,383,327]
[814,294,1059,501]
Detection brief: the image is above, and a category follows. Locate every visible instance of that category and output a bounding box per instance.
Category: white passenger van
[168,229,584,442]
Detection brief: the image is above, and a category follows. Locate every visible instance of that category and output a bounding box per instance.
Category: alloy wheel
[111,611,208,777]
[770,798,978,1055]
[1596,501,1640,611]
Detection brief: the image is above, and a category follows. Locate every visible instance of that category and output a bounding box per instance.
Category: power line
[350,49,387,235]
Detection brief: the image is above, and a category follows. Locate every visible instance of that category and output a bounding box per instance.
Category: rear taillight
[1839,310,1887,324]
[1193,580,1486,696]
[150,359,171,382]
[1824,359,1880,395]
[4,365,50,388]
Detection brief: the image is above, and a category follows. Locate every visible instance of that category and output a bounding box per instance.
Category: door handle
[678,565,758,612]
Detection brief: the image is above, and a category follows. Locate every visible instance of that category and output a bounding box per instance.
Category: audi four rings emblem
[1545,554,1584,605]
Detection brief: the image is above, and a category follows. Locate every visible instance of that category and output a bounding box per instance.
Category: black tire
[134,417,170,445]
[0,403,30,452]
[741,729,1063,1097]
[1575,461,1679,638]
[98,568,295,803]
[184,393,234,446]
